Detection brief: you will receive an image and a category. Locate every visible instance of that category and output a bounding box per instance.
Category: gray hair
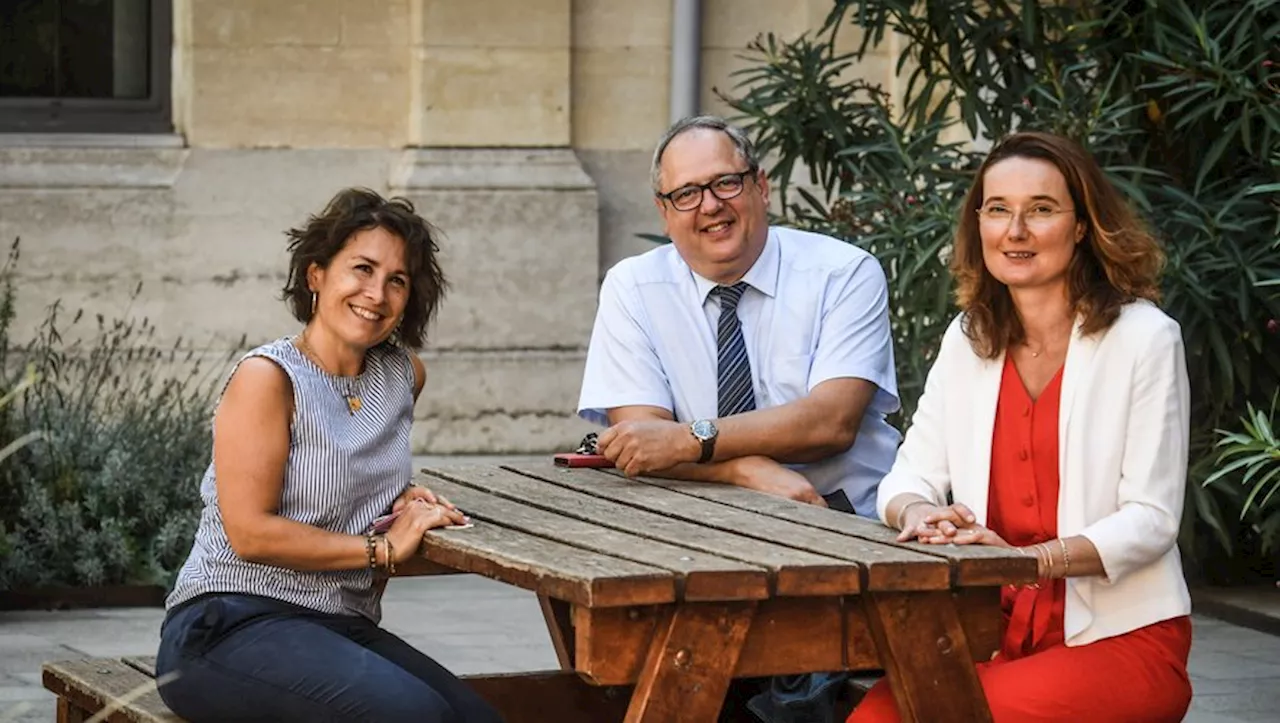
[650,115,760,193]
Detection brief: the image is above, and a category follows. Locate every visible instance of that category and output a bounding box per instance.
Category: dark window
[0,0,171,133]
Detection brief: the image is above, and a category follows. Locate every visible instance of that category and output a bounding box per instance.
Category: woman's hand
[392,483,457,514]
[384,498,467,564]
[929,523,1012,548]
[898,502,980,542]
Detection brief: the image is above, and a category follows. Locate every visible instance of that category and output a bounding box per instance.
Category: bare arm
[893,497,1107,579]
[215,358,460,571]
[597,376,877,475]
[602,406,829,505]
[711,377,877,463]
[410,352,426,401]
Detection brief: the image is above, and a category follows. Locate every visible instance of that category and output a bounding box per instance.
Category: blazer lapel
[1058,319,1096,478]
[1058,318,1098,534]
[967,350,1004,526]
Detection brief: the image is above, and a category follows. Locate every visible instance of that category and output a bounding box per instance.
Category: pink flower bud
[1268,318,1279,335]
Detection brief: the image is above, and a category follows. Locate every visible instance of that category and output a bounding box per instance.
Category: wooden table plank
[599,468,1037,587]
[416,515,676,607]
[425,476,770,602]
[422,465,861,598]
[496,462,951,592]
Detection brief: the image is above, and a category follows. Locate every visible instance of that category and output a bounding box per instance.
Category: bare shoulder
[221,356,294,419]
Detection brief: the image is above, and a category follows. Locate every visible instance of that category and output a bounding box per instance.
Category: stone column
[394,0,596,453]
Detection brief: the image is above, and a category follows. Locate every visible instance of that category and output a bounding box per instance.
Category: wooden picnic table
[407,461,1037,723]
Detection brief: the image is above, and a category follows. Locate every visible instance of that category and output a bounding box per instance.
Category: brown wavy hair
[282,188,448,349]
[952,132,1164,358]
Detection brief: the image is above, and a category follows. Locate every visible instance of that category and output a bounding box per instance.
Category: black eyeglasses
[656,168,757,212]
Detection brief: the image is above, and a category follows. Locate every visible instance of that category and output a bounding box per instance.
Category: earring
[310,291,317,316]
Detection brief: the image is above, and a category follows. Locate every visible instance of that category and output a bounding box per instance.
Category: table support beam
[863,591,993,723]
[625,601,757,723]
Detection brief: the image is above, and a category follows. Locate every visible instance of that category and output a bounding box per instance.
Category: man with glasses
[576,115,901,520]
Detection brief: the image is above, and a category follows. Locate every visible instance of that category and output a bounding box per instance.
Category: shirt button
[1023,406,1031,417]
[1022,496,1035,507]
[1018,449,1029,461]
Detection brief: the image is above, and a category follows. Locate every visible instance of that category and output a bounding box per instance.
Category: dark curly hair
[281,188,447,349]
[952,132,1164,359]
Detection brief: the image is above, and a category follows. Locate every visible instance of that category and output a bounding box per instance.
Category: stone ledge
[0,147,188,189]
[0,133,185,148]
[390,147,595,191]
[1192,584,1280,638]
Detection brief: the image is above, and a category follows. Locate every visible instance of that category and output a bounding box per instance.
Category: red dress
[849,357,1193,723]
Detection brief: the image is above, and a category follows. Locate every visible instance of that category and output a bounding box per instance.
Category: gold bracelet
[894,498,933,530]
[1058,537,1071,577]
[1038,542,1054,579]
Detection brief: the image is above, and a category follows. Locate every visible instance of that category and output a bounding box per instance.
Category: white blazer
[877,300,1192,647]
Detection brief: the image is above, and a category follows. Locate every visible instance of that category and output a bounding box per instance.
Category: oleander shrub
[722,0,1280,571]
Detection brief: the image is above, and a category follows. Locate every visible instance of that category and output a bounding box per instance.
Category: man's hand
[730,456,827,506]
[597,419,701,476]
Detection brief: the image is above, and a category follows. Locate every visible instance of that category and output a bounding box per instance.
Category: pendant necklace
[296,332,364,414]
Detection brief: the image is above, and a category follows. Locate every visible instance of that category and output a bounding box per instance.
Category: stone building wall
[0,0,897,453]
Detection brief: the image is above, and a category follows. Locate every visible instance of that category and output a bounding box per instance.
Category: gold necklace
[296,332,363,414]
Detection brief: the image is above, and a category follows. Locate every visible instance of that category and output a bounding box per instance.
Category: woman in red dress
[849,132,1193,722]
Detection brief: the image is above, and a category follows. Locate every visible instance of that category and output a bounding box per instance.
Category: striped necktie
[716,282,756,417]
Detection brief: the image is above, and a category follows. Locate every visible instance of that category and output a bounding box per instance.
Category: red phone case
[553,453,614,468]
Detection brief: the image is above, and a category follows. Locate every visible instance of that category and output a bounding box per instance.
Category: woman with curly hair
[156,188,503,723]
[850,133,1193,722]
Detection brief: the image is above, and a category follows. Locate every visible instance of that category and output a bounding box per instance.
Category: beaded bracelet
[1058,537,1071,577]
[364,533,378,571]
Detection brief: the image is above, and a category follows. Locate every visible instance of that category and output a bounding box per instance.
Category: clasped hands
[379,484,468,565]
[897,501,1010,548]
[596,419,826,506]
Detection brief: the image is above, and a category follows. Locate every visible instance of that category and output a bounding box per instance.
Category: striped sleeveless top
[166,336,416,622]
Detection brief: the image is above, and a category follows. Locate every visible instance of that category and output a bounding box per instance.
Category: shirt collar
[690,228,780,303]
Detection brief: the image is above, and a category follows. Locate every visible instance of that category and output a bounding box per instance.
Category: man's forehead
[659,130,742,184]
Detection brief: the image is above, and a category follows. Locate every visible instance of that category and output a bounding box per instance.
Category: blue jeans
[156,593,504,723]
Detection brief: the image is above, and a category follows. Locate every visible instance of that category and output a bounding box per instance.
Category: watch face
[691,419,717,440]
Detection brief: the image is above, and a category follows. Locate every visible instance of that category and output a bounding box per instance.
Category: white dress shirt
[578,226,901,517]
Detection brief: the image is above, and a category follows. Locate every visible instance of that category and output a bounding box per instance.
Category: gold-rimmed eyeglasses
[657,168,757,212]
[976,203,1076,230]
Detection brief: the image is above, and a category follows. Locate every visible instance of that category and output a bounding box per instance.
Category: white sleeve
[1078,318,1189,583]
[576,269,674,426]
[875,317,964,522]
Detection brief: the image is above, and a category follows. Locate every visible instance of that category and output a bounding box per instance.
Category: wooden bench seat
[44,655,881,723]
[43,656,637,723]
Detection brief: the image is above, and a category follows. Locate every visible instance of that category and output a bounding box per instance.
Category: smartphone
[552,453,614,468]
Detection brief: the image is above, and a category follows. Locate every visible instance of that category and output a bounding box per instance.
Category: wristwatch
[690,419,718,463]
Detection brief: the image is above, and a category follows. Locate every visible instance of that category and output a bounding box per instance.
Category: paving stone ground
[2,575,1278,722]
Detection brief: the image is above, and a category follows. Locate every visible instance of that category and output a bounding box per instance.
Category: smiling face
[654,128,770,284]
[306,226,410,351]
[978,156,1085,294]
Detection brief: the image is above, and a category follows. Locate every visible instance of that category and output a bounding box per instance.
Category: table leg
[539,594,575,670]
[624,601,757,723]
[863,591,993,723]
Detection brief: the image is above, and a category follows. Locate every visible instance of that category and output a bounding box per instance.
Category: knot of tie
[716,282,749,311]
